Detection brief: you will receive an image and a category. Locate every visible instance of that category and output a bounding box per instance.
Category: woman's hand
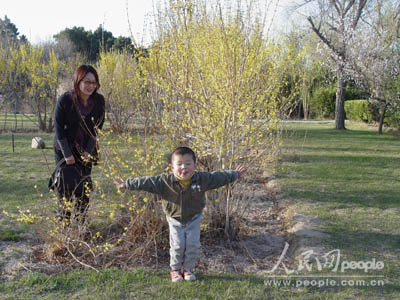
[114,178,126,190]
[235,165,247,178]
[65,155,75,165]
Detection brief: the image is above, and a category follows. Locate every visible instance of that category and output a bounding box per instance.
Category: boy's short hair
[170,147,196,163]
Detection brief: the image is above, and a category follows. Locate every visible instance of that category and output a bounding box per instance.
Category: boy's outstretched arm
[203,164,247,190]
[114,175,163,194]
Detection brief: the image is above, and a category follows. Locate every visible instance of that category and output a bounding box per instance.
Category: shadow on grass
[284,189,400,208]
[284,126,398,138]
[323,228,400,254]
[283,152,400,167]
[280,149,400,208]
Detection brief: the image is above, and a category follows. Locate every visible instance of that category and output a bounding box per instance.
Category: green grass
[0,121,399,299]
[0,133,54,211]
[278,121,400,298]
[280,122,400,208]
[0,268,395,300]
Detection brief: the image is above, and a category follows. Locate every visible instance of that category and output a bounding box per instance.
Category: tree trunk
[47,117,54,133]
[38,111,46,131]
[378,102,388,134]
[335,65,346,130]
[304,95,310,120]
[297,101,303,119]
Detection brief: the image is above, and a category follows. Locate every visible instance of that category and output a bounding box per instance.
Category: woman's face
[79,72,97,98]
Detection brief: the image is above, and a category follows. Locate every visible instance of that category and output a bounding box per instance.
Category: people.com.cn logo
[268,242,384,274]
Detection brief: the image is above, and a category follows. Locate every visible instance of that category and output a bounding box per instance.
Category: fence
[0,110,112,133]
[0,112,40,132]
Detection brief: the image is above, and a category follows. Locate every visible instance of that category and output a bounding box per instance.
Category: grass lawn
[0,121,399,299]
[278,121,400,299]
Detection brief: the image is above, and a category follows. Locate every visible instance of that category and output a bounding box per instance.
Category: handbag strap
[55,157,67,169]
[71,98,93,138]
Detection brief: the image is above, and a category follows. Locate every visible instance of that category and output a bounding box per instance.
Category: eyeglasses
[82,80,98,86]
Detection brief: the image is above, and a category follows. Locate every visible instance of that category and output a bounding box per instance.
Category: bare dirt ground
[199,191,289,274]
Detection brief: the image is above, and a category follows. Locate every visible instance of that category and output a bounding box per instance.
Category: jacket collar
[170,171,200,184]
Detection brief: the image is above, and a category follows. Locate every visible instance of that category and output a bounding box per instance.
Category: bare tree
[306,0,368,129]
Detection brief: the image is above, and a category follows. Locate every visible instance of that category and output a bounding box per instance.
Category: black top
[53,91,105,159]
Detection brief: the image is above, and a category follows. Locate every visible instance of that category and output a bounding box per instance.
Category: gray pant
[166,213,202,271]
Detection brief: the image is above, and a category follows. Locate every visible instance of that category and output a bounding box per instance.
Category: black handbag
[48,158,86,196]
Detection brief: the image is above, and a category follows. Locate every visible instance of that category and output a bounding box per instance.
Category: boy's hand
[114,178,126,190]
[235,165,247,178]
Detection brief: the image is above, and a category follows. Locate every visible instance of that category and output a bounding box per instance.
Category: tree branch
[307,16,343,59]
[344,0,356,16]
[352,0,368,29]
[66,245,99,273]
[329,0,342,16]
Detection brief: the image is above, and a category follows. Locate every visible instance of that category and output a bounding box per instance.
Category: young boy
[114,147,246,282]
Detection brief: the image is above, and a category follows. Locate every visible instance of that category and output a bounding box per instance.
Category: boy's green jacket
[125,171,239,223]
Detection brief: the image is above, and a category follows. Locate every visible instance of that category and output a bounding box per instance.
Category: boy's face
[170,153,196,180]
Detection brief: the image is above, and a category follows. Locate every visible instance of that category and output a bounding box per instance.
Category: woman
[53,65,105,223]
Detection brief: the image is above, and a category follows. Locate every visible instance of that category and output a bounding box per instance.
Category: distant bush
[308,84,363,120]
[310,86,336,119]
[385,105,400,129]
[344,100,375,123]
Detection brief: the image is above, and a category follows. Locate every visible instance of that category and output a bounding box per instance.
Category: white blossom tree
[349,0,400,133]
[306,0,369,129]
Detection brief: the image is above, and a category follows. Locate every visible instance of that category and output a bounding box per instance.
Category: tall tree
[0,15,19,40]
[113,36,135,52]
[306,0,368,129]
[349,0,400,133]
[279,29,335,120]
[54,26,136,61]
[23,45,65,132]
[89,26,115,60]
[0,44,29,127]
[54,26,91,59]
[0,15,27,47]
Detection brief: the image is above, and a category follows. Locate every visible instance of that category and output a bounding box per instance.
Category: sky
[2,0,155,44]
[2,0,304,45]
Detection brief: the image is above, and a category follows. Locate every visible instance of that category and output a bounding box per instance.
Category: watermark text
[264,278,385,288]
